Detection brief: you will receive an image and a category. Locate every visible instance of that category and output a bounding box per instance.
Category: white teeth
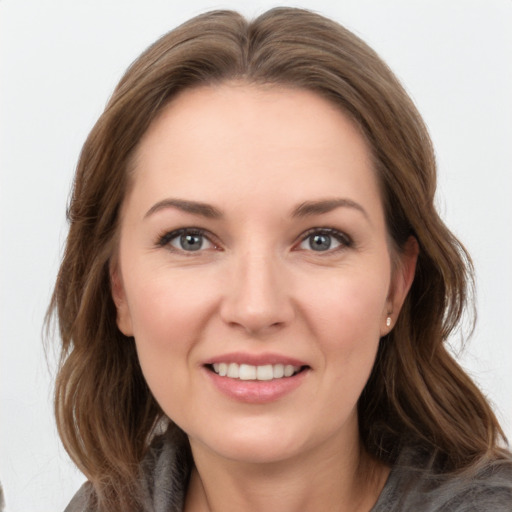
[239,364,257,380]
[256,364,273,381]
[211,362,302,380]
[227,362,239,378]
[273,364,284,378]
[218,362,228,377]
[284,365,295,377]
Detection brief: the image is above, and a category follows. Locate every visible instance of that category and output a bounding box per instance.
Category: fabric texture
[371,445,512,511]
[65,431,512,511]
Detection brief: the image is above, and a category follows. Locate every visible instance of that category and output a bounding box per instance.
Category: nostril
[219,268,295,333]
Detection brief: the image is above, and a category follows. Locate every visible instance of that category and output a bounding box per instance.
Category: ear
[382,236,419,335]
[110,261,134,337]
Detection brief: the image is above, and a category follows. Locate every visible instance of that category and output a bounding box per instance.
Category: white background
[1,1,511,510]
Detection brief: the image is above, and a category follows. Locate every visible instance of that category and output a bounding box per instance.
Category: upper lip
[203,352,309,367]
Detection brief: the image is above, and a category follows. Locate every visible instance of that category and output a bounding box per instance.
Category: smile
[210,362,302,380]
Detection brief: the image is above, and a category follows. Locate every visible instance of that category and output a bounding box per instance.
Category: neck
[184,434,389,512]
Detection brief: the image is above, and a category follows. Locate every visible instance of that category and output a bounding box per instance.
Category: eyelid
[295,227,353,252]
[156,227,221,253]
[156,226,352,254]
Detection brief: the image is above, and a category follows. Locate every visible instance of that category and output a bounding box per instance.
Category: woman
[50,7,512,512]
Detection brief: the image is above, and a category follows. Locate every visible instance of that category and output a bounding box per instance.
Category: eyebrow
[291,198,369,220]
[144,198,223,219]
[144,197,368,221]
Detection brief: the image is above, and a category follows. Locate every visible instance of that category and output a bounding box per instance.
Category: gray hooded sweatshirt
[65,432,512,511]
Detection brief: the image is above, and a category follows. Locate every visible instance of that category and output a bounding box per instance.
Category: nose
[219,249,295,335]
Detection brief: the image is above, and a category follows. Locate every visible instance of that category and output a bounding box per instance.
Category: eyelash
[156,227,353,254]
[297,227,353,253]
[156,227,217,253]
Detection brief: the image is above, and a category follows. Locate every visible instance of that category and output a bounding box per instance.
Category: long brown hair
[48,7,506,510]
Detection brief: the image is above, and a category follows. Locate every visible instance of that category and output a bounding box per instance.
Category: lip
[204,352,308,367]
[202,352,310,404]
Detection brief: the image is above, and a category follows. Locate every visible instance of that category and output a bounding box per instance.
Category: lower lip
[204,368,308,404]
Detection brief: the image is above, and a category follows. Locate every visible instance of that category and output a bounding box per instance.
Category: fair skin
[112,83,417,512]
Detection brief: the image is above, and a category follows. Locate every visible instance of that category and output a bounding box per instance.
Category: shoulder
[451,457,512,511]
[373,446,512,512]
[64,481,95,512]
[63,427,191,512]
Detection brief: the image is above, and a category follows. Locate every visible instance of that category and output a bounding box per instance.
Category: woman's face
[112,84,415,464]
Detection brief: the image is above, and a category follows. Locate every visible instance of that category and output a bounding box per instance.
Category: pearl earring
[386,316,392,327]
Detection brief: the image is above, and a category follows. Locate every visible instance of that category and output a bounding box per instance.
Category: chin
[188,417,322,465]
[212,439,304,465]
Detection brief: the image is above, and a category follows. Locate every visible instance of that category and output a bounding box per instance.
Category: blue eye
[173,233,206,251]
[159,229,214,252]
[298,229,350,252]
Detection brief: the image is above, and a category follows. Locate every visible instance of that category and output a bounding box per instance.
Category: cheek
[127,268,217,341]
[302,265,389,343]
[300,265,389,397]
[123,269,219,388]
[122,270,222,425]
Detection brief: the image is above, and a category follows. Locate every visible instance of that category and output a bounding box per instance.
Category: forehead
[127,83,383,221]
[136,82,368,164]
